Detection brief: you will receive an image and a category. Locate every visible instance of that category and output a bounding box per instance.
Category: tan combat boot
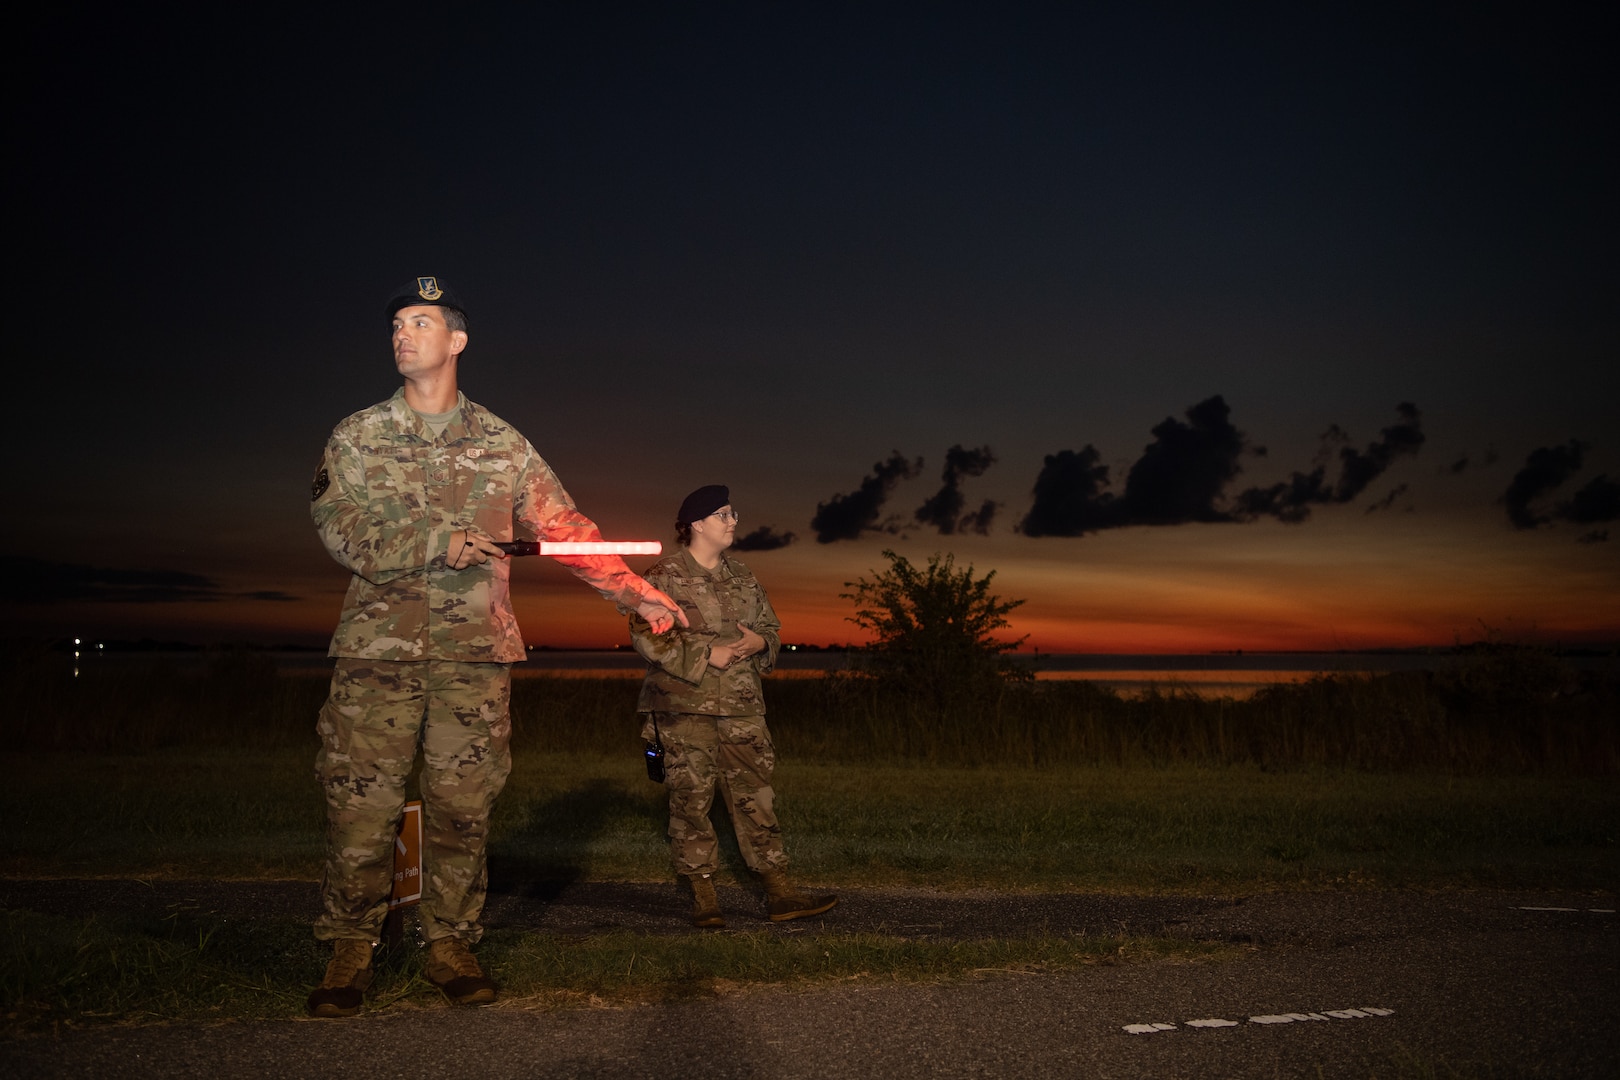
[758,869,838,922]
[685,873,726,929]
[306,938,374,1018]
[423,938,498,1006]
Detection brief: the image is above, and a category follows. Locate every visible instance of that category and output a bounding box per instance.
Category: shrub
[840,550,1029,725]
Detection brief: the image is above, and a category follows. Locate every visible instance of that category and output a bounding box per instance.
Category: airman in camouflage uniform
[306,277,685,1017]
[632,484,836,928]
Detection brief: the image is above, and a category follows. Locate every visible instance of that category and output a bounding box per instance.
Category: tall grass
[5,641,1614,773]
[777,659,1617,774]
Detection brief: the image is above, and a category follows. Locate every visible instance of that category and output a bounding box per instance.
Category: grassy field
[3,748,1612,892]
[2,899,1234,1033]
[2,650,1615,1032]
[8,641,1615,773]
[3,746,1615,1032]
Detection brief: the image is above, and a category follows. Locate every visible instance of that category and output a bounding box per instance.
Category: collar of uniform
[676,544,731,579]
[441,392,482,443]
[382,388,483,443]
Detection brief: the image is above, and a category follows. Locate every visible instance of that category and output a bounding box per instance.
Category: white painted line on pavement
[1514,906,1615,913]
[1124,1006,1394,1034]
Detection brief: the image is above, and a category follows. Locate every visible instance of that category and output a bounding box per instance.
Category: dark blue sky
[17,3,1617,649]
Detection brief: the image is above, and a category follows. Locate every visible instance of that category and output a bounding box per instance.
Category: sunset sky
[16,4,1617,653]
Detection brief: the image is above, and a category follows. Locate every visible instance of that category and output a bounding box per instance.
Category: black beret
[385,277,468,328]
[677,484,731,524]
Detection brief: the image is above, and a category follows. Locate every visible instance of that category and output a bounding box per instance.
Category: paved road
[3,881,1616,1078]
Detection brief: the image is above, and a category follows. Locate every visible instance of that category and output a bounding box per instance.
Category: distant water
[57,647,1617,700]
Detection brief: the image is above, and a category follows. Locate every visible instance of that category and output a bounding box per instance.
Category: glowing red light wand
[495,541,662,556]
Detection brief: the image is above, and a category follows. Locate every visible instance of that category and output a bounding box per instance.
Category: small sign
[390,800,423,909]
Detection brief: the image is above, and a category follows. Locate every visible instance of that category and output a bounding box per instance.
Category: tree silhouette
[841,551,1028,718]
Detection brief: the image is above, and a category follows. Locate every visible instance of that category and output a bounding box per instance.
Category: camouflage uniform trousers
[314,658,512,945]
[643,711,788,877]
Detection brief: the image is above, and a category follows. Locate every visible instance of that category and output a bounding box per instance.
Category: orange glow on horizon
[48,510,1617,655]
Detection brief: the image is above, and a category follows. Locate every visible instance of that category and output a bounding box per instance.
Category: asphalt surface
[3,879,1616,1078]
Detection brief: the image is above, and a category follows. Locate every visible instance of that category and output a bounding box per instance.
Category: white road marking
[1124,1006,1394,1034]
[1515,906,1616,914]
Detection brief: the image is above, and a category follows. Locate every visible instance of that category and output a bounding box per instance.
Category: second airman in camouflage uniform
[632,484,837,928]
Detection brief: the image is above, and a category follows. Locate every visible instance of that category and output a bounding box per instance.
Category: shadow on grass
[490,778,666,901]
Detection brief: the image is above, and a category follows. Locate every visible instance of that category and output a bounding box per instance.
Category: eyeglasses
[710,509,740,523]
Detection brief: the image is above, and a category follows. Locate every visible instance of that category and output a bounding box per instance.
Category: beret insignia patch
[311,467,330,502]
[416,276,443,300]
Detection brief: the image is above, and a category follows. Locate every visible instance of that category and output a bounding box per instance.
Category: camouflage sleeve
[310,431,448,583]
[750,580,783,677]
[630,564,714,684]
[512,440,659,611]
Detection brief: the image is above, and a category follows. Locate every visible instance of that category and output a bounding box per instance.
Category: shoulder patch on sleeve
[311,466,330,502]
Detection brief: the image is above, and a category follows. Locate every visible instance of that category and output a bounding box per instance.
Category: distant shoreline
[28,637,1620,660]
[38,643,1620,677]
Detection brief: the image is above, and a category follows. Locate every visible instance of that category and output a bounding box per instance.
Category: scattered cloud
[1019,445,1120,537]
[1021,395,1254,536]
[1561,474,1620,529]
[1502,440,1589,529]
[915,444,999,536]
[1364,483,1410,514]
[1335,403,1426,502]
[1446,445,1498,474]
[1020,398,1426,537]
[957,499,998,536]
[1232,403,1425,523]
[731,526,798,551]
[1117,396,1251,525]
[13,561,304,604]
[16,560,224,604]
[811,452,925,543]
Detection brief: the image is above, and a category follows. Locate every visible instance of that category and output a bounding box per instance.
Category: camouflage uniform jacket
[633,546,782,715]
[312,388,651,663]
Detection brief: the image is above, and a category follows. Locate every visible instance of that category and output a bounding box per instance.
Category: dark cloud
[1022,399,1426,536]
[1229,466,1330,524]
[1233,404,1425,523]
[1118,396,1250,525]
[1501,441,1587,529]
[1021,396,1251,536]
[731,526,798,551]
[1364,484,1410,514]
[12,561,302,604]
[1446,445,1498,475]
[915,444,999,535]
[16,560,225,604]
[810,452,924,543]
[1334,403,1425,502]
[957,500,998,537]
[1019,445,1121,537]
[1561,474,1619,526]
[1500,443,1616,538]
